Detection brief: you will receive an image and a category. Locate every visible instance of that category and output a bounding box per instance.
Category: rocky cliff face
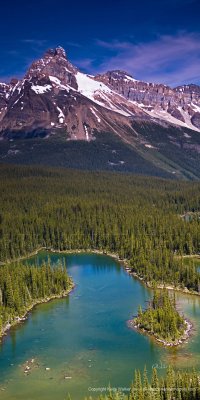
[95,70,200,130]
[0,46,200,140]
[0,83,10,121]
[25,46,78,89]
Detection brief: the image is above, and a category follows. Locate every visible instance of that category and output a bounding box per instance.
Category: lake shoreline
[0,247,197,346]
[127,317,193,347]
[0,283,75,342]
[2,247,200,297]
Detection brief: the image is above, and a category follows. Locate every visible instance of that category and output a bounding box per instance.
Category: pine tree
[151,368,160,400]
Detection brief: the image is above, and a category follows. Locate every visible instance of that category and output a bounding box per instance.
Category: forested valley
[0,164,200,399]
[0,164,200,291]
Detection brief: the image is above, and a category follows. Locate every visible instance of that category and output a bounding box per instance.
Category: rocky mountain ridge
[95,70,200,130]
[0,46,200,180]
[0,47,148,140]
[0,46,199,140]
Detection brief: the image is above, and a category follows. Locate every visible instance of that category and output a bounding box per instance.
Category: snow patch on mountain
[90,107,101,123]
[49,76,61,85]
[75,72,134,117]
[31,84,52,94]
[84,124,89,141]
[141,106,200,132]
[191,103,200,113]
[56,106,65,123]
[124,75,138,83]
[76,72,112,98]
[49,76,72,92]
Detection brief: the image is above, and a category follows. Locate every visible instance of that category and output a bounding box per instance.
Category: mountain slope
[0,46,200,180]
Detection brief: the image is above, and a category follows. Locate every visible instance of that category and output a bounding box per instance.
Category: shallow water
[0,252,200,399]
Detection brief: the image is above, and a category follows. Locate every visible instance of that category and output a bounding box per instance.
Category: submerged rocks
[22,358,37,375]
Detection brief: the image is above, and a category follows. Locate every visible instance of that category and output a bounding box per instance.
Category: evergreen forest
[84,366,200,400]
[1,164,200,399]
[0,164,200,291]
[0,260,72,336]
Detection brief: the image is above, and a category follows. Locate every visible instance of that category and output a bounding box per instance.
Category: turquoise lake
[0,252,200,400]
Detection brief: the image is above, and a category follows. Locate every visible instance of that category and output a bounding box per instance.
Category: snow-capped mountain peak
[0,45,200,141]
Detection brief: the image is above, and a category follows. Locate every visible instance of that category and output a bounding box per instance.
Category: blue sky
[0,0,200,86]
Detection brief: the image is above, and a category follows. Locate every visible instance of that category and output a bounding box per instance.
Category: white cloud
[22,39,47,47]
[93,33,200,86]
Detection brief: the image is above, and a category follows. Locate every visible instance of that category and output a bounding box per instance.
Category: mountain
[0,46,200,180]
[95,70,200,130]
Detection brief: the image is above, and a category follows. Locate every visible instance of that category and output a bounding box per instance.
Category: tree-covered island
[130,290,191,346]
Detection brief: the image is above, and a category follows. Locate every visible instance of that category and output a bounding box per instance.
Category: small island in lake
[130,290,192,346]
